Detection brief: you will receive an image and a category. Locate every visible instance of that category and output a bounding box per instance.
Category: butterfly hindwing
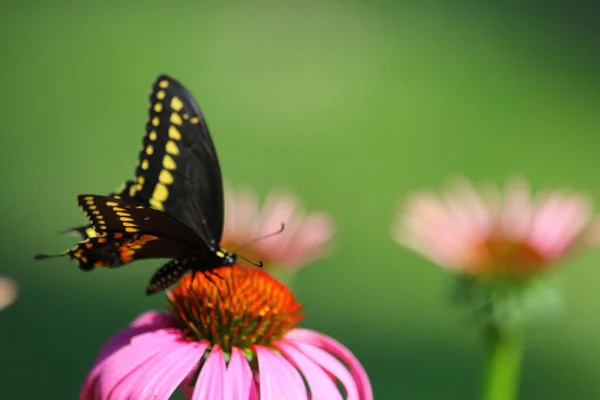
[66,181,138,239]
[68,233,196,271]
[77,194,204,246]
[131,75,225,243]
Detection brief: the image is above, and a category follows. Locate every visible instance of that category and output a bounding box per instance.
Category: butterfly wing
[77,194,204,245]
[130,75,225,243]
[36,195,208,269]
[65,181,138,239]
[68,76,225,245]
[64,233,194,271]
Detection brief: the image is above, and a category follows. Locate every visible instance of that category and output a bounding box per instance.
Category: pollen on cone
[168,266,304,352]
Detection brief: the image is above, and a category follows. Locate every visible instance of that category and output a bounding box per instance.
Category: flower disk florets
[168,266,303,353]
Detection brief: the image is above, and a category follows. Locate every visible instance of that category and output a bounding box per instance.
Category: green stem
[482,325,523,400]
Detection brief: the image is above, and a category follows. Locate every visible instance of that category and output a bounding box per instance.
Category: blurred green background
[2,1,600,399]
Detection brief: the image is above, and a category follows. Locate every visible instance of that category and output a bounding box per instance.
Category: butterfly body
[36,75,244,295]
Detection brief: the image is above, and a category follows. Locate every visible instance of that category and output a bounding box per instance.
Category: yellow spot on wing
[149,198,164,211]
[85,228,98,238]
[159,169,174,185]
[83,196,94,201]
[168,126,181,140]
[122,222,137,227]
[106,201,118,207]
[170,113,183,126]
[159,80,169,88]
[156,90,166,100]
[125,227,139,233]
[120,217,134,222]
[146,145,154,155]
[113,207,125,211]
[190,117,200,124]
[166,140,179,155]
[141,159,149,170]
[152,183,169,202]
[153,103,163,112]
[170,96,183,111]
[129,186,137,197]
[152,117,160,127]
[163,155,176,170]
[149,131,158,141]
[116,212,130,217]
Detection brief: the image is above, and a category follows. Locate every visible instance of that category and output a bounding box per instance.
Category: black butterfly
[66,75,223,241]
[36,75,247,295]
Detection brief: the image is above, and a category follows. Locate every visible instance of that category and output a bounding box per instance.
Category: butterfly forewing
[131,75,225,243]
[65,76,225,246]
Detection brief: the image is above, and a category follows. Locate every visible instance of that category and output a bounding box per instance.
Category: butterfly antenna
[238,254,264,268]
[34,252,67,260]
[232,223,285,254]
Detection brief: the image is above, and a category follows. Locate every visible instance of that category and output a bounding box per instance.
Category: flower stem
[482,325,523,400]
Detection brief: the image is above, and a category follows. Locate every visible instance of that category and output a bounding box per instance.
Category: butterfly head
[215,249,237,266]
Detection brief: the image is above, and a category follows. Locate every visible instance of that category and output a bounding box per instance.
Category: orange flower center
[470,236,547,275]
[167,266,303,353]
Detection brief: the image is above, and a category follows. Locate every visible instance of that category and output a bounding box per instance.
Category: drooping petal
[224,348,254,400]
[95,330,180,399]
[255,346,307,400]
[287,329,373,400]
[93,312,175,370]
[134,341,207,399]
[108,350,167,400]
[278,341,343,400]
[191,346,227,400]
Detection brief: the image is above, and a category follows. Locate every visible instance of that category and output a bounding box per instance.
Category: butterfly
[36,75,250,295]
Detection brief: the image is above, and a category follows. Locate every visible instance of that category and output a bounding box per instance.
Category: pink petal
[130,310,175,329]
[93,313,175,370]
[255,345,307,400]
[109,350,167,400]
[278,342,343,400]
[192,346,227,400]
[135,341,207,399]
[287,329,373,400]
[224,348,254,400]
[97,330,180,398]
[152,342,208,399]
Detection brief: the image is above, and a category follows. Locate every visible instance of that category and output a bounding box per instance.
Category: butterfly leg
[204,270,232,302]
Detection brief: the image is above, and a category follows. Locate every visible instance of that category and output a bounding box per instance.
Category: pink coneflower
[221,184,334,270]
[81,267,372,400]
[0,276,17,311]
[392,177,600,276]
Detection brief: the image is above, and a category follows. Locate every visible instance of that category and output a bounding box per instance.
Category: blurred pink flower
[81,267,372,400]
[221,184,334,270]
[0,277,17,311]
[392,177,600,276]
